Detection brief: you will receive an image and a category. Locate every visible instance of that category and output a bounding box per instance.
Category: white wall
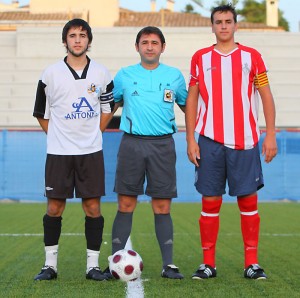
[0,27,299,128]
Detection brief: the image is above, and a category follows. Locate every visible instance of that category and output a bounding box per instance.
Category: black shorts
[195,135,264,197]
[45,150,105,199]
[114,133,177,198]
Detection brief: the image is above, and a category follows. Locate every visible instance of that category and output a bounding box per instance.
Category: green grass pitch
[0,202,299,297]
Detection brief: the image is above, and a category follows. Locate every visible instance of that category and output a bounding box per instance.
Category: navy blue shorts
[194,135,264,197]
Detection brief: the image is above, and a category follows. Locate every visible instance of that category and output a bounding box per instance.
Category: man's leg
[152,198,183,279]
[192,196,222,280]
[82,197,107,281]
[238,193,267,279]
[34,198,66,281]
[112,194,137,254]
[237,193,260,267]
[199,196,222,268]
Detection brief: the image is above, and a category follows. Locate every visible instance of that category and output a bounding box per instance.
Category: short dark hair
[211,3,237,24]
[135,26,166,45]
[62,18,93,44]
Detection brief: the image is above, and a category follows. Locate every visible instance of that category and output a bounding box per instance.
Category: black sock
[85,216,104,251]
[43,214,62,246]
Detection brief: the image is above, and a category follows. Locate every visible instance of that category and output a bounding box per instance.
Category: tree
[237,0,265,23]
[182,4,197,13]
[183,0,289,31]
[278,9,290,31]
[237,0,289,31]
[182,1,203,14]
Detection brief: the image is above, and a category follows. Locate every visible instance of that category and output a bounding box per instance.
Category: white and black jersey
[33,57,114,155]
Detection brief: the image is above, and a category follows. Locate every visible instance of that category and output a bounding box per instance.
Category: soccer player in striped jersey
[33,19,114,281]
[185,4,277,280]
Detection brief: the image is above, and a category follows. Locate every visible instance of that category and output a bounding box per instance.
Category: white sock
[87,249,100,273]
[45,245,58,272]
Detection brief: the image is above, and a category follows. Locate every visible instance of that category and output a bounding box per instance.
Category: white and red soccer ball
[108,249,144,282]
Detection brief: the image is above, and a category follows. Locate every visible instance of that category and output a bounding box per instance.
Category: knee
[202,197,222,214]
[152,199,171,214]
[83,201,100,217]
[118,195,137,212]
[237,194,258,212]
[47,201,65,217]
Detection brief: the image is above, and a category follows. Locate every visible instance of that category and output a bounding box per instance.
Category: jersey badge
[87,83,101,94]
[164,89,174,103]
[242,63,251,74]
[88,83,96,93]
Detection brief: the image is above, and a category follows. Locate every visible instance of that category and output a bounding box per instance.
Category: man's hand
[262,133,277,163]
[187,138,201,167]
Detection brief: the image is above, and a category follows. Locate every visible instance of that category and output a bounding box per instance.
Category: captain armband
[254,72,269,88]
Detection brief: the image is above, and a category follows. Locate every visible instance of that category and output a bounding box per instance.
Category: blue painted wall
[0,130,299,202]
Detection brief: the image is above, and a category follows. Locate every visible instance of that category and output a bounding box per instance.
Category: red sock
[199,197,222,268]
[237,195,260,268]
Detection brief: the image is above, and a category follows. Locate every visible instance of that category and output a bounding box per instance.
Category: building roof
[0,11,82,21]
[115,9,284,31]
[0,7,283,31]
[0,9,83,31]
[115,10,211,27]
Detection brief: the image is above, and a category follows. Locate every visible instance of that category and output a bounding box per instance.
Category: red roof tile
[115,9,283,31]
[0,8,283,31]
[0,11,82,21]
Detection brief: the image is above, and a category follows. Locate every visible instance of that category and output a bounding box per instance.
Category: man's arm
[100,113,114,132]
[258,85,277,163]
[37,118,49,134]
[100,101,122,132]
[185,84,200,167]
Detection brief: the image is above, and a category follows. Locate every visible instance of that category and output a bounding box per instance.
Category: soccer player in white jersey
[32,19,114,281]
[185,4,277,280]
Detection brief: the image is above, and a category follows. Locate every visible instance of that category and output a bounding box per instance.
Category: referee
[107,26,187,279]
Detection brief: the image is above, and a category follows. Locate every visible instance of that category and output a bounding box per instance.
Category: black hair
[211,3,237,24]
[62,18,93,44]
[135,26,166,45]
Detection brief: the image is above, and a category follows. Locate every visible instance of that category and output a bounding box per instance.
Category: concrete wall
[0,27,299,128]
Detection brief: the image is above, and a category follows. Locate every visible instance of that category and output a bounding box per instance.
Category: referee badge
[163,89,174,103]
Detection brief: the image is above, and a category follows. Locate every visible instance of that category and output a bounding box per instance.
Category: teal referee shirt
[113,63,187,136]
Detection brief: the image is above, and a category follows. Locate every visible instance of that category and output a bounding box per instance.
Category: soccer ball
[108,249,143,282]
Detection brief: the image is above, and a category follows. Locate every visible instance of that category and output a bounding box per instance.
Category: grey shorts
[195,135,264,197]
[114,133,177,198]
[45,150,105,199]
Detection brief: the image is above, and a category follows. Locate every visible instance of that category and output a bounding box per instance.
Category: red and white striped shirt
[189,43,268,150]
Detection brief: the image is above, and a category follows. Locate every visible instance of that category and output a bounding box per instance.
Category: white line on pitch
[1,232,299,237]
[125,236,144,298]
[0,233,81,236]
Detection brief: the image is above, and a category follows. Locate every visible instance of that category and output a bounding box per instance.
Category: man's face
[64,26,90,57]
[212,11,237,43]
[135,33,165,68]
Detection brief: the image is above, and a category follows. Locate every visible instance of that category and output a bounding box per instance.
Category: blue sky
[2,0,299,32]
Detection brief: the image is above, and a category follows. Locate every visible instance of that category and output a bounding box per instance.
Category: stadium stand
[0,27,299,128]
